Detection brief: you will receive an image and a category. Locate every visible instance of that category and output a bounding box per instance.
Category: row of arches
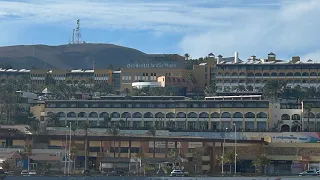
[219,72,320,77]
[49,112,268,119]
[219,80,320,84]
[282,113,320,120]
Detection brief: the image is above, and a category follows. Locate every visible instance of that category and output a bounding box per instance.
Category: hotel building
[31,96,270,131]
[213,52,320,92]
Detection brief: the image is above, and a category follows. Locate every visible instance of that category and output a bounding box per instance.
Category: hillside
[0,43,151,69]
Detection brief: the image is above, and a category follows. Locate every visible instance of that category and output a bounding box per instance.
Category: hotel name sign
[126,62,181,69]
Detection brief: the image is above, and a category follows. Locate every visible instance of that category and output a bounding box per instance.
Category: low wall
[3,176,317,180]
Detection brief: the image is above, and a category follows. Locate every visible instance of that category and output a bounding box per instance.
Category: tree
[291,120,301,132]
[70,146,78,171]
[24,144,32,172]
[123,88,130,96]
[26,120,40,145]
[147,127,157,158]
[44,162,52,175]
[246,85,254,92]
[204,83,216,96]
[223,152,234,173]
[79,122,91,171]
[107,127,120,157]
[47,113,61,127]
[263,80,287,101]
[0,82,18,124]
[236,85,246,92]
[304,103,313,131]
[187,73,196,88]
[184,53,190,61]
[252,154,271,175]
[71,124,78,135]
[101,117,111,128]
[1,160,11,171]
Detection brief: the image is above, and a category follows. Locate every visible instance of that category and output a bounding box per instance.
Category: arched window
[281,114,290,120]
[176,112,186,118]
[233,112,243,118]
[210,112,220,118]
[221,112,231,118]
[187,112,198,118]
[132,112,142,118]
[245,112,255,118]
[144,112,153,118]
[121,112,131,118]
[199,112,209,118]
[257,112,267,118]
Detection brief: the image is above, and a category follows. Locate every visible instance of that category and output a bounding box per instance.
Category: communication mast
[76,19,82,44]
[72,29,75,44]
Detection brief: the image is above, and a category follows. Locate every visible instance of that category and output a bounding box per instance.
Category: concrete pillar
[128,140,132,158]
[210,141,216,173]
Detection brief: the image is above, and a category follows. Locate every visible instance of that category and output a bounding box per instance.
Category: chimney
[292,56,300,64]
[234,52,239,63]
[217,54,223,64]
[267,52,276,61]
[250,55,256,61]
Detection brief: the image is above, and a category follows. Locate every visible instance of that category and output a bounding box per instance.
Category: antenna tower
[76,19,82,44]
[72,29,75,44]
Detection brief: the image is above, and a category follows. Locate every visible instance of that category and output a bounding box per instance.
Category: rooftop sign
[126,61,183,69]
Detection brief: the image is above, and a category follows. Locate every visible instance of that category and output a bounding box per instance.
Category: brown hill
[0,43,151,69]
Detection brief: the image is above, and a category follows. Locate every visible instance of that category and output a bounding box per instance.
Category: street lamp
[233,123,237,175]
[64,126,68,175]
[221,127,228,175]
[68,122,72,174]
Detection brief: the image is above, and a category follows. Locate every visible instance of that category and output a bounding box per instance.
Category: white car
[170,170,184,177]
[21,170,29,176]
[29,170,37,175]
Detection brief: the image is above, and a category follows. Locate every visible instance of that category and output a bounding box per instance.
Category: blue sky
[0,0,320,60]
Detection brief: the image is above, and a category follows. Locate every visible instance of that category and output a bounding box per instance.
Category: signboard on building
[126,61,184,69]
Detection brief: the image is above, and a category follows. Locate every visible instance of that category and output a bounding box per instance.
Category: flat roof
[1,134,266,144]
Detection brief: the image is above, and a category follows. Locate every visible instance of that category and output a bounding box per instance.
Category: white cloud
[179,0,320,59]
[0,0,319,60]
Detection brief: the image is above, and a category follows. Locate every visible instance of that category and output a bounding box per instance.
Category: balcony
[256,118,268,122]
[232,118,243,122]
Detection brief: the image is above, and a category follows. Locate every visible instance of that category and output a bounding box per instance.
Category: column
[128,140,132,159]
[210,141,216,173]
[165,140,168,158]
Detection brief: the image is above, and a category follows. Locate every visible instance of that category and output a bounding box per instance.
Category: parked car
[170,170,184,177]
[82,169,90,176]
[29,170,37,175]
[107,171,126,176]
[20,170,29,176]
[299,170,319,176]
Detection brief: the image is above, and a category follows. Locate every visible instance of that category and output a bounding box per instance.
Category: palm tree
[291,120,301,132]
[102,117,111,128]
[47,113,61,127]
[79,122,91,171]
[1,160,11,171]
[187,73,196,88]
[246,85,254,92]
[70,146,78,171]
[223,152,234,173]
[24,144,32,172]
[0,82,18,124]
[204,83,216,96]
[304,103,313,131]
[147,127,157,158]
[26,120,40,145]
[44,162,52,175]
[184,53,190,61]
[123,88,131,97]
[71,124,78,135]
[236,85,246,92]
[252,154,271,175]
[107,127,120,157]
[263,80,287,101]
